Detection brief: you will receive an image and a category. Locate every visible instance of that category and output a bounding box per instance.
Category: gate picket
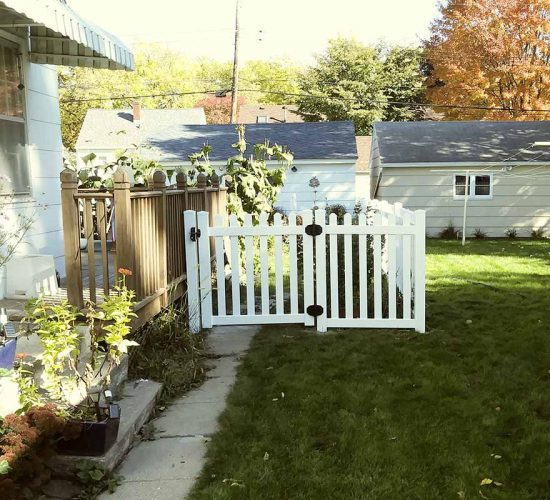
[373,212,383,319]
[214,214,226,316]
[329,213,339,319]
[288,212,299,315]
[259,213,270,315]
[274,213,284,315]
[229,214,241,316]
[344,213,353,319]
[358,213,368,319]
[244,214,255,315]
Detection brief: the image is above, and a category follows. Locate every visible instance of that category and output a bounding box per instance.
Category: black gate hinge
[190,227,201,241]
[305,223,323,236]
[306,304,324,317]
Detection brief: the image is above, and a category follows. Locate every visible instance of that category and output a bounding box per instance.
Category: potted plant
[23,268,137,456]
[0,308,17,370]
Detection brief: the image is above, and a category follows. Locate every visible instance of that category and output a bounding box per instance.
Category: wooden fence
[60,168,227,327]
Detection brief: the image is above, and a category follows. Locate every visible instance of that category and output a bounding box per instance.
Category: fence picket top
[189,203,425,333]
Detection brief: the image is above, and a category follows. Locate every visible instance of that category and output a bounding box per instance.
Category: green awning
[0,0,134,70]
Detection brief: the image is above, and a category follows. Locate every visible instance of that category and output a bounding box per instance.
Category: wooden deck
[1,250,116,321]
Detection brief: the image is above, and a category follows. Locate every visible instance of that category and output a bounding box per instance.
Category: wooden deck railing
[60,168,227,327]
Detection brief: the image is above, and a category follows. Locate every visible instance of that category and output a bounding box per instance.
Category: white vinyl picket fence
[184,203,426,334]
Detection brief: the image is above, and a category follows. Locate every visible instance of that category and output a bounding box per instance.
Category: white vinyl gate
[184,203,425,334]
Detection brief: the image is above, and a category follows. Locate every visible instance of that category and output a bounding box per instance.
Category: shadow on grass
[189,240,550,500]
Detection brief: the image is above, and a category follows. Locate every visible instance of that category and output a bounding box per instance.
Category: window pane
[0,120,30,194]
[475,175,491,196]
[455,175,466,196]
[0,43,23,118]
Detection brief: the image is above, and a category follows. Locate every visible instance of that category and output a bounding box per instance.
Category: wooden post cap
[113,168,131,188]
[60,168,78,185]
[196,172,207,189]
[176,172,187,189]
[152,170,167,189]
[210,173,220,188]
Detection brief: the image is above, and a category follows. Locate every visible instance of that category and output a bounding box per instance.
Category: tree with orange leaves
[425,0,550,121]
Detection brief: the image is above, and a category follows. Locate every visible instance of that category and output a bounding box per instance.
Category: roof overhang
[0,0,134,70]
[380,161,550,168]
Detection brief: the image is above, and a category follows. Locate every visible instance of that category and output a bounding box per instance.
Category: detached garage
[371,121,550,237]
[146,121,358,212]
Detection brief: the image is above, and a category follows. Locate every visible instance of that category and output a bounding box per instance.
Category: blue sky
[71,0,440,62]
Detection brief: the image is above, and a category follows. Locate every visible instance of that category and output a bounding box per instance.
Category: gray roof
[145,121,357,162]
[76,108,207,150]
[374,121,550,164]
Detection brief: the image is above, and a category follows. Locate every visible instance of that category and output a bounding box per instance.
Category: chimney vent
[132,101,142,124]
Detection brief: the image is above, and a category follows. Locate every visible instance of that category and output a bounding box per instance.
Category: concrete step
[50,379,162,475]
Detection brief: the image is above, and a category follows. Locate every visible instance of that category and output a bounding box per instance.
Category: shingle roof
[76,108,207,150]
[238,104,304,124]
[355,136,372,172]
[374,121,550,164]
[145,121,357,162]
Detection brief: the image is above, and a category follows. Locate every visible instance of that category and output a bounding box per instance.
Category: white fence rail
[185,204,426,334]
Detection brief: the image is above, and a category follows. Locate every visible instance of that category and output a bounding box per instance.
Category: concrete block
[178,377,234,404]
[99,478,195,500]
[205,357,240,379]
[50,379,162,475]
[154,400,226,437]
[116,436,207,481]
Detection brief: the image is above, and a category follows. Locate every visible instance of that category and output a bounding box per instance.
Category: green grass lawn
[190,240,550,499]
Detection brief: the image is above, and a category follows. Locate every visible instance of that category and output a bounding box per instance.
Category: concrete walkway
[100,325,258,500]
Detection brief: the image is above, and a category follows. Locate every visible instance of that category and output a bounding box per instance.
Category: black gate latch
[305,223,323,236]
[190,227,201,241]
[306,304,324,317]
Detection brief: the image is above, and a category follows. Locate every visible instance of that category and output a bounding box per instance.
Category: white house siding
[355,172,371,203]
[375,166,550,237]
[20,62,65,274]
[274,161,357,212]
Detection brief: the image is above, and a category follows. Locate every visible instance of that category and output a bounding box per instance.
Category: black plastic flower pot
[0,338,17,369]
[58,411,120,456]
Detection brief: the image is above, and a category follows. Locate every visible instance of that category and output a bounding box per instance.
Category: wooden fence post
[197,173,209,212]
[152,170,168,304]
[60,169,84,308]
[113,169,135,290]
[177,172,188,206]
[209,174,220,225]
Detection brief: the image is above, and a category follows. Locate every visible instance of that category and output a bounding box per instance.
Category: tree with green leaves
[296,38,426,134]
[59,44,303,149]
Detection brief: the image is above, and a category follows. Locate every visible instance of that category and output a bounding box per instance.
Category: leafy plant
[14,354,42,413]
[75,460,122,498]
[439,222,459,240]
[531,227,546,239]
[473,228,487,240]
[23,269,137,412]
[190,125,293,224]
[505,227,518,239]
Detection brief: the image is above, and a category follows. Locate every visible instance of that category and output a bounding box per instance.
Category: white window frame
[0,31,30,196]
[453,173,493,200]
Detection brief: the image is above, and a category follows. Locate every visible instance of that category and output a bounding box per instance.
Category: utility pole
[230,0,241,124]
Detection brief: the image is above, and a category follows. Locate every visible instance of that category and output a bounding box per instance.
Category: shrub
[0,404,66,499]
[505,227,518,239]
[439,222,459,239]
[473,228,487,239]
[531,227,546,239]
[325,204,348,224]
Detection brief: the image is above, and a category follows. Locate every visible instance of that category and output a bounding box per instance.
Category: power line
[59,87,550,116]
